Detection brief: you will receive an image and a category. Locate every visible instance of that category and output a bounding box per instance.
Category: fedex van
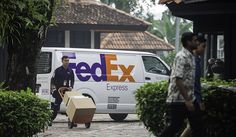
[36,47,170,121]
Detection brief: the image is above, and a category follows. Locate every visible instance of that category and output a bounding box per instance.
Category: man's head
[195,34,207,55]
[181,32,198,51]
[61,56,69,68]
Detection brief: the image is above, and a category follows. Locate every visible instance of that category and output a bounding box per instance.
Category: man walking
[160,32,206,137]
[180,34,207,137]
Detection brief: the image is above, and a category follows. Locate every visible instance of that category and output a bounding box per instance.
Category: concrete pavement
[37,114,155,137]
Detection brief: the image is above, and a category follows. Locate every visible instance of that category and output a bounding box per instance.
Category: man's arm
[50,70,57,95]
[176,78,195,111]
[52,70,59,89]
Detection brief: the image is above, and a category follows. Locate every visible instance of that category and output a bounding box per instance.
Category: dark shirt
[194,56,202,103]
[52,66,74,90]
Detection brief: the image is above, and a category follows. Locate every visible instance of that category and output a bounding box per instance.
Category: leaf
[15,1,26,12]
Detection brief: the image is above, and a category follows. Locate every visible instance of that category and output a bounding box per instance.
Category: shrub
[135,79,236,137]
[202,86,236,137]
[0,88,51,137]
[135,81,168,136]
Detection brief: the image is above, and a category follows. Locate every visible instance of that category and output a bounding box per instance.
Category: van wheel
[109,113,128,121]
[83,94,95,104]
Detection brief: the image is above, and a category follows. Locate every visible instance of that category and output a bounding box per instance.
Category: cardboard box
[63,91,82,106]
[66,96,96,123]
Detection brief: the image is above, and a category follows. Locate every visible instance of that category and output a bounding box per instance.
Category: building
[159,0,236,79]
[0,0,174,82]
[45,0,150,49]
[101,31,174,56]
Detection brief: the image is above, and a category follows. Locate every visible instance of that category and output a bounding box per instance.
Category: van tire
[109,113,128,121]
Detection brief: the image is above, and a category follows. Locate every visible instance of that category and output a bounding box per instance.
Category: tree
[0,0,57,91]
[100,0,137,13]
[160,51,176,67]
[146,10,193,46]
[100,0,155,17]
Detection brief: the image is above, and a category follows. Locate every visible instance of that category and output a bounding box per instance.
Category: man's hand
[67,87,72,91]
[185,100,195,111]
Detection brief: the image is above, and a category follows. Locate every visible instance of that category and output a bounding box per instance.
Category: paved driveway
[37,114,155,137]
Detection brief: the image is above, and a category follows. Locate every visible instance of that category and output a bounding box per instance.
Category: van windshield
[36,52,52,74]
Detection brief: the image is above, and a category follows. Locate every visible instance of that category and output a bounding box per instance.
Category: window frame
[142,56,170,76]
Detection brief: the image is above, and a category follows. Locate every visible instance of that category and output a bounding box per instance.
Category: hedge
[0,88,51,137]
[135,80,236,137]
[135,81,168,136]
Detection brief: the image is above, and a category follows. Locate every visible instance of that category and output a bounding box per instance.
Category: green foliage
[0,88,51,137]
[0,0,56,45]
[0,0,56,91]
[135,80,168,136]
[202,86,236,137]
[201,78,236,87]
[160,51,176,67]
[100,0,155,17]
[0,82,4,89]
[135,79,236,136]
[101,0,137,13]
[201,79,236,137]
[146,10,193,45]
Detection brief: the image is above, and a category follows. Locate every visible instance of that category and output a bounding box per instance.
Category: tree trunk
[4,30,42,92]
[1,0,54,92]
[175,17,180,52]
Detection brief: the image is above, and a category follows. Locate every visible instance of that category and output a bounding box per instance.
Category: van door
[142,56,170,82]
[36,51,53,101]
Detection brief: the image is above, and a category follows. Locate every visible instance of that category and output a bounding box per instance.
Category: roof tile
[55,2,150,26]
[101,32,175,51]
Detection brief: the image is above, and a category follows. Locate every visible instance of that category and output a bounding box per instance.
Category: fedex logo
[68,54,135,82]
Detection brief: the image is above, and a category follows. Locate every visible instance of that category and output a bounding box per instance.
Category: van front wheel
[109,113,128,121]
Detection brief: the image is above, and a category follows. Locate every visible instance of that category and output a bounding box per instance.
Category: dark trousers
[51,90,62,121]
[160,101,206,137]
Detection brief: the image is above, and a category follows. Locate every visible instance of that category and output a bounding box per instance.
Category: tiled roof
[100,32,175,51]
[55,1,150,26]
[158,0,182,4]
[158,0,207,4]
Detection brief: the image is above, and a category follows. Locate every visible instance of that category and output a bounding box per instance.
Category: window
[45,30,64,47]
[217,35,224,61]
[70,31,91,48]
[142,56,169,75]
[37,52,52,74]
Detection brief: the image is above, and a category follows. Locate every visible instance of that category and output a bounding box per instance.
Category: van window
[142,56,169,75]
[37,52,52,74]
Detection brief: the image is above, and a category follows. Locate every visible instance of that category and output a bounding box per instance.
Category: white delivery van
[36,47,170,121]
